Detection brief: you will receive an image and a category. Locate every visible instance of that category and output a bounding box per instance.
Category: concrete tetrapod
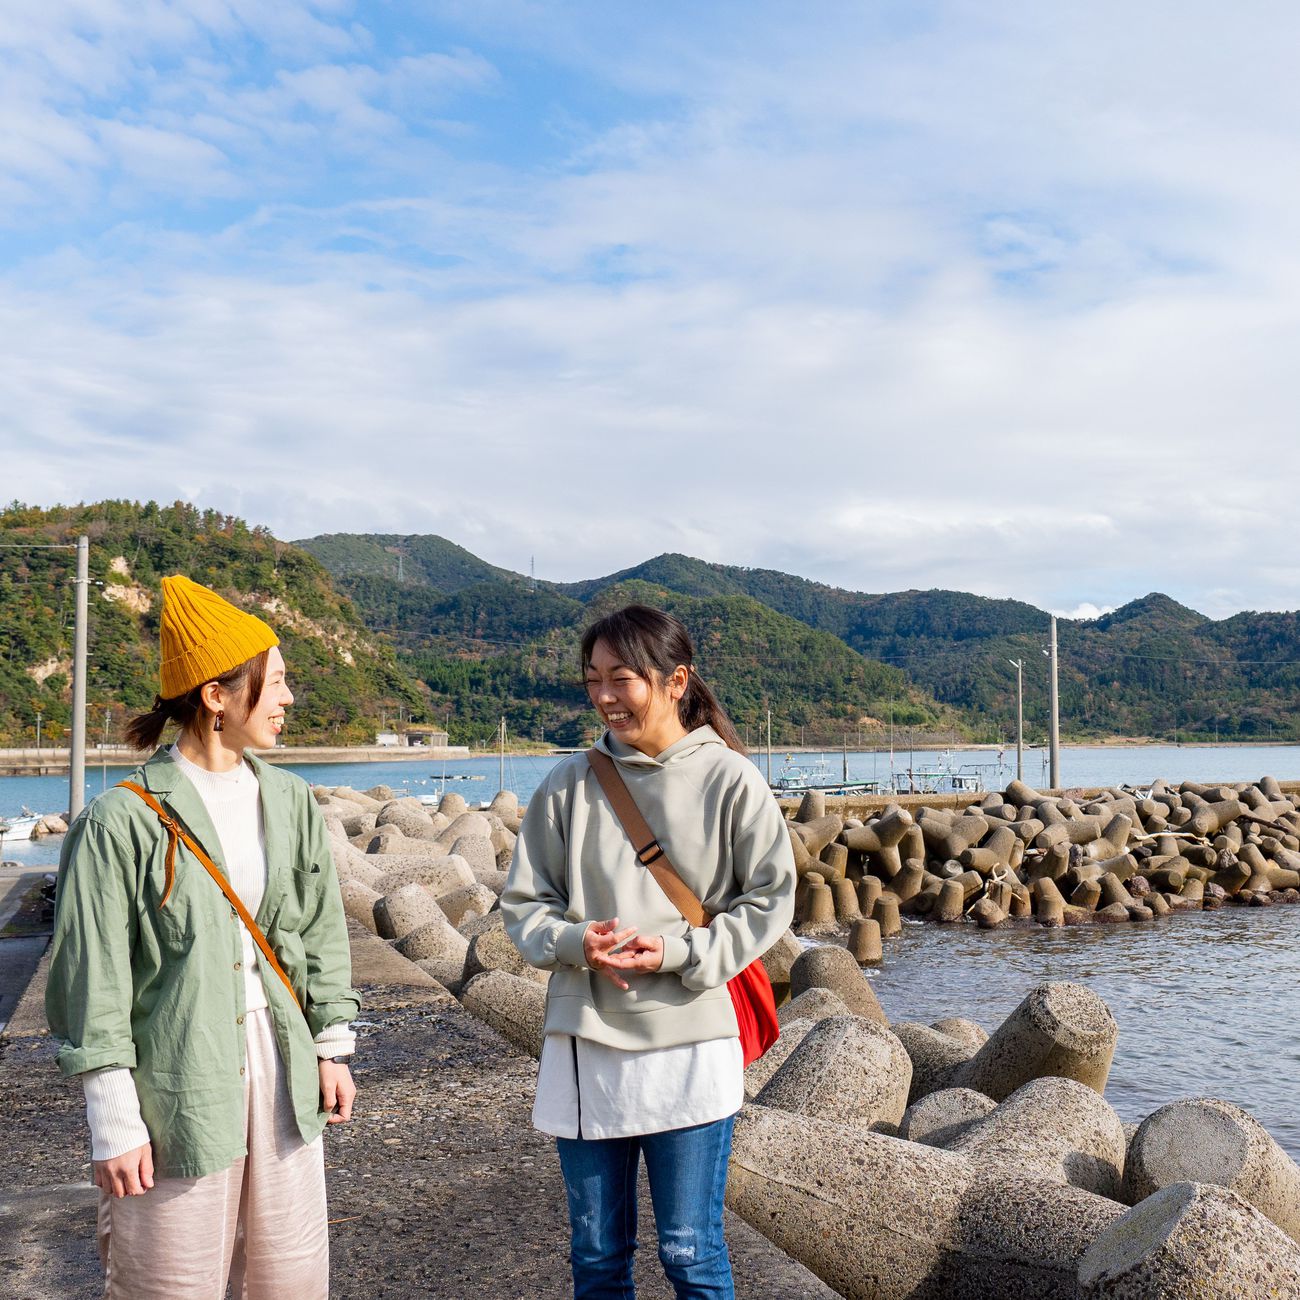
[339,878,381,933]
[743,1018,817,1100]
[776,987,853,1029]
[394,911,470,965]
[788,945,888,1023]
[931,1017,989,1051]
[758,928,802,1003]
[950,981,1118,1102]
[900,1087,997,1147]
[1123,1097,1300,1242]
[345,919,443,989]
[947,1075,1127,1198]
[727,1103,1125,1300]
[847,917,883,964]
[460,970,547,1059]
[374,802,441,841]
[373,882,447,941]
[1077,1182,1300,1299]
[754,1015,912,1132]
[461,914,549,986]
[890,1023,976,1102]
[436,881,497,928]
[372,853,476,898]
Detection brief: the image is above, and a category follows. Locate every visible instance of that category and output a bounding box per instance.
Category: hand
[583,918,639,990]
[94,1143,154,1198]
[603,934,664,976]
[320,1060,356,1124]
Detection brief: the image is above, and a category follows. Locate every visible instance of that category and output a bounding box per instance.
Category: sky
[4,1,1300,620]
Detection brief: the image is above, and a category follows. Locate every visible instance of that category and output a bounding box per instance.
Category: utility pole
[766,709,772,786]
[889,699,895,790]
[35,710,43,763]
[1047,615,1060,789]
[498,716,505,793]
[102,707,111,792]
[1007,658,1024,781]
[70,535,89,820]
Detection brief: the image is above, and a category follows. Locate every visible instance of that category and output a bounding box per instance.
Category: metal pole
[1007,659,1024,781]
[889,700,894,789]
[69,535,89,820]
[1048,615,1060,789]
[766,710,772,786]
[35,710,42,763]
[498,717,505,792]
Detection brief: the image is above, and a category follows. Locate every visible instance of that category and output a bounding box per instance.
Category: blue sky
[5,1,1300,618]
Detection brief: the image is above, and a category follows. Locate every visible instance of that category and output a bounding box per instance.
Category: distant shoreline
[3,736,1298,779]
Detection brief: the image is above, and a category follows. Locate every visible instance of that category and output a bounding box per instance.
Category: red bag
[587,749,782,1066]
[726,958,780,1067]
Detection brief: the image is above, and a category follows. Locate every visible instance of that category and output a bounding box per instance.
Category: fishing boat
[0,810,41,842]
[768,751,1012,798]
[887,753,1011,795]
[769,757,885,797]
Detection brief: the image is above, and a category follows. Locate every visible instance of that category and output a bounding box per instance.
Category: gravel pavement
[0,970,835,1299]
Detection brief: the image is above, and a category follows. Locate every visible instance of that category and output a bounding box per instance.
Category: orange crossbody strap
[586,750,711,929]
[117,780,304,1013]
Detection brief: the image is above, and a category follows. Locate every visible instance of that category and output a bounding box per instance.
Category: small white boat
[0,811,41,842]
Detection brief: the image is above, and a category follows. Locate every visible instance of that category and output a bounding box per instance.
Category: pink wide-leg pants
[97,1008,329,1299]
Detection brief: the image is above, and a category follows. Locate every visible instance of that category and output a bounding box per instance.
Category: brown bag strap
[586,749,711,929]
[117,780,304,1013]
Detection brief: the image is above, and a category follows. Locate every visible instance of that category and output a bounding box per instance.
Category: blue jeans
[556,1115,736,1300]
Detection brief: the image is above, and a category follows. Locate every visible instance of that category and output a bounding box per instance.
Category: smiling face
[585,637,689,757]
[221,645,293,750]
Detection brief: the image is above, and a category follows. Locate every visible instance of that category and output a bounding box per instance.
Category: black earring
[214,710,225,733]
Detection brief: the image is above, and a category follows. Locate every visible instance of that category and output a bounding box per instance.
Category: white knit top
[81,747,354,1161]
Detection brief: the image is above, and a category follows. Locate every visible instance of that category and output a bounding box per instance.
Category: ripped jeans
[556,1115,736,1299]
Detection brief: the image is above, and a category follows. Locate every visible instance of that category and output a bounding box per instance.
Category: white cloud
[6,3,1300,621]
[1053,604,1118,623]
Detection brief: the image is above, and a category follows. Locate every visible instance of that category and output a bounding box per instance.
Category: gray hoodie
[501,726,796,1051]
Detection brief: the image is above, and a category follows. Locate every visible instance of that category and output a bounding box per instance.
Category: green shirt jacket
[45,748,360,1179]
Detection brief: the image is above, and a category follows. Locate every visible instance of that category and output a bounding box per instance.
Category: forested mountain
[8,509,1295,751]
[306,534,1300,745]
[0,502,424,746]
[397,578,950,746]
[0,505,951,750]
[297,533,521,592]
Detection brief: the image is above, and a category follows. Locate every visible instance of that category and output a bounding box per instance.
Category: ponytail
[126,693,199,751]
[579,604,747,755]
[679,669,746,755]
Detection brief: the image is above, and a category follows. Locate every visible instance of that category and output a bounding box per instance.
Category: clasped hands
[583,918,664,990]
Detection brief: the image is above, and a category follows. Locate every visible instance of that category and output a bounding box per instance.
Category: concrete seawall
[0,745,472,776]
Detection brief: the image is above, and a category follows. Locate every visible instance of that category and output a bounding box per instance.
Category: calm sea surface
[5,742,1298,1160]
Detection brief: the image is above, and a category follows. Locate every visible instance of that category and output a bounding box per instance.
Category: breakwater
[315,778,1300,1298]
[787,776,1300,941]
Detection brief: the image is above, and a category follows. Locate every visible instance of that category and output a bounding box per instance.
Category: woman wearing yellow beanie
[46,575,359,1298]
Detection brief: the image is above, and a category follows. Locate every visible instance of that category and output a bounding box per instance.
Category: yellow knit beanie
[159,575,280,699]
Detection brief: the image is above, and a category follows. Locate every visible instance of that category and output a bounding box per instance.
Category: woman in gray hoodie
[502,604,796,1299]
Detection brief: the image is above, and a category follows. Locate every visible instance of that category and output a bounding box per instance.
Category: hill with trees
[303,535,1300,745]
[7,509,1293,752]
[0,502,425,746]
